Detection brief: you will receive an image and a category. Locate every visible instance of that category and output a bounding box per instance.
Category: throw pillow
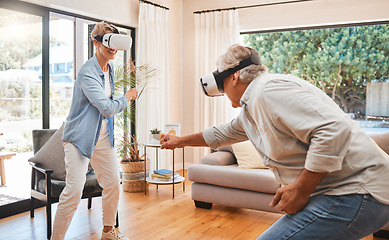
[29,123,66,180]
[231,141,267,169]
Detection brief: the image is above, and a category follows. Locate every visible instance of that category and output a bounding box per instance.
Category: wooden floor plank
[0,170,386,240]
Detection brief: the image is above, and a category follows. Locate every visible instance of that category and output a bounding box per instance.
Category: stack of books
[151,169,180,181]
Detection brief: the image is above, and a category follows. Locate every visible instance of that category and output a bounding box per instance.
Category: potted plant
[115,58,158,192]
[149,128,163,143]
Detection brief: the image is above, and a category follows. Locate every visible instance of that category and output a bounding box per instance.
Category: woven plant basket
[122,180,149,193]
[120,159,150,193]
[121,159,150,172]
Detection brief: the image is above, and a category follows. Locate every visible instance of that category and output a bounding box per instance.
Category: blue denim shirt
[62,55,128,158]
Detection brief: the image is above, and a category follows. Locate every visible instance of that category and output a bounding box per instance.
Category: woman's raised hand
[125,88,138,101]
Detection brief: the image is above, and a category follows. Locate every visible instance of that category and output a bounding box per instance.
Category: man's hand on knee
[270,169,327,214]
[270,183,311,214]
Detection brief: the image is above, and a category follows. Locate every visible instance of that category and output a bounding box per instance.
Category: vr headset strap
[93,24,119,42]
[218,48,260,77]
[216,54,256,82]
[94,35,103,42]
[219,57,254,76]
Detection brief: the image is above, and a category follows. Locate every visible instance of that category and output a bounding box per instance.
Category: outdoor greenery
[0,34,72,153]
[0,72,41,121]
[0,73,70,121]
[0,34,69,121]
[50,89,72,118]
[0,35,64,71]
[244,24,389,114]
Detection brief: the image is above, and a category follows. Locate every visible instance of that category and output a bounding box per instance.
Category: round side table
[141,143,185,198]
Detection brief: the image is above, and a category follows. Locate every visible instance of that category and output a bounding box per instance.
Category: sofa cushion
[232,141,267,169]
[201,151,237,166]
[191,182,282,213]
[188,164,280,194]
[29,123,66,180]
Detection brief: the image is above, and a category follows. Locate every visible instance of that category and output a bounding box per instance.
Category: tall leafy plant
[114,59,158,162]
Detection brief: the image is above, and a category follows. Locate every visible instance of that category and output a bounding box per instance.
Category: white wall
[180,0,389,163]
[20,0,140,27]
[238,0,389,32]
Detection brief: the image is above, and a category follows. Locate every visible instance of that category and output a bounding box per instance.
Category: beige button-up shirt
[203,73,389,204]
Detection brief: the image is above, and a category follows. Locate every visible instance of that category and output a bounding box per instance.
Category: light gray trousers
[52,123,120,240]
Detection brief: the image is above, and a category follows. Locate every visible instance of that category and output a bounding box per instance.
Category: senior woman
[161,44,389,239]
[51,22,136,240]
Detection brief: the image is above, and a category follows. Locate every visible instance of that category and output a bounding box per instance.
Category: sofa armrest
[201,151,237,166]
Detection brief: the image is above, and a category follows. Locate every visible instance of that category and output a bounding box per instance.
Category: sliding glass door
[0,7,43,206]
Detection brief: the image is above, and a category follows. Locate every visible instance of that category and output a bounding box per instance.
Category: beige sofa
[187,132,389,237]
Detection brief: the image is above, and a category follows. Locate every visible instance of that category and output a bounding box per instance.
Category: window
[242,23,389,133]
[0,6,43,208]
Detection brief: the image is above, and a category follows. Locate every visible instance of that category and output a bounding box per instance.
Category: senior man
[161,44,389,239]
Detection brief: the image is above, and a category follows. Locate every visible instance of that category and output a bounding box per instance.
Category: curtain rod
[140,0,169,10]
[193,0,315,14]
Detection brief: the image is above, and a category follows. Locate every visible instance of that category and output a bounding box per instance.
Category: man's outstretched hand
[160,134,182,150]
[160,132,208,150]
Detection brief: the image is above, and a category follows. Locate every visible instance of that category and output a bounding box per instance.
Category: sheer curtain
[193,10,240,163]
[137,2,169,168]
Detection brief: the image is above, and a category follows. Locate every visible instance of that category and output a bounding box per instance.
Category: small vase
[151,133,160,143]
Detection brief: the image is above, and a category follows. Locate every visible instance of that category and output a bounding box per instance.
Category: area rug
[0,194,25,206]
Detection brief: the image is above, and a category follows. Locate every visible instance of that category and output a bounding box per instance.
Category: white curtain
[137,2,169,169]
[193,10,240,163]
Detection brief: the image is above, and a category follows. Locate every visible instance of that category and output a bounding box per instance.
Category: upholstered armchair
[29,126,118,240]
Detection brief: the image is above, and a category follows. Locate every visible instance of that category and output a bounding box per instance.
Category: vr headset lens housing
[100,33,132,50]
[94,27,132,51]
[200,71,225,97]
[200,48,261,97]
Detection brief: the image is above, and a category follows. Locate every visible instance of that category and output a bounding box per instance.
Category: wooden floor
[0,170,386,240]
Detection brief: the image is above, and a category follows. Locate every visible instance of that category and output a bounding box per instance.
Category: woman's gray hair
[91,21,117,40]
[216,44,267,84]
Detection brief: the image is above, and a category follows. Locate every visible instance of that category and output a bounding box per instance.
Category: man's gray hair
[216,44,267,84]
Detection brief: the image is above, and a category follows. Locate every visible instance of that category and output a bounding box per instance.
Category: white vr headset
[200,47,261,97]
[94,26,132,51]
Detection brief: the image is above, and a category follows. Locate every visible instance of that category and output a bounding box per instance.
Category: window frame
[241,20,389,35]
